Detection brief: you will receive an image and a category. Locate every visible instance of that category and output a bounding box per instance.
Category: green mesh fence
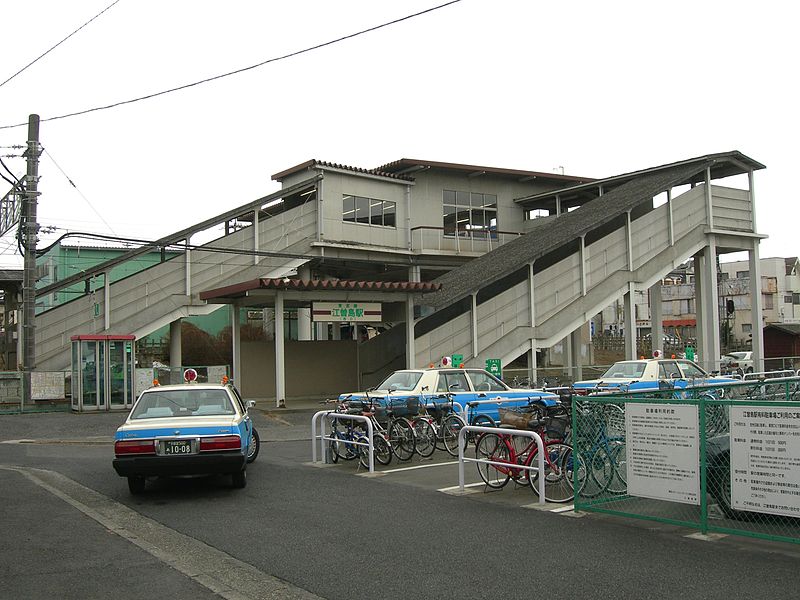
[572,377,800,544]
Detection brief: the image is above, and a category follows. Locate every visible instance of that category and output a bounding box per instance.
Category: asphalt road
[2,409,800,599]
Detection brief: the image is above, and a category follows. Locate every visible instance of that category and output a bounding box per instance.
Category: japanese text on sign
[625,403,700,505]
[730,406,800,517]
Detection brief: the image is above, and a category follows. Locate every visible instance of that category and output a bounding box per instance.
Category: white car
[112,382,260,494]
[573,358,736,394]
[720,351,754,375]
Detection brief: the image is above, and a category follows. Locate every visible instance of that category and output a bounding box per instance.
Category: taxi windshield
[131,388,235,419]
[376,371,423,392]
[600,361,647,379]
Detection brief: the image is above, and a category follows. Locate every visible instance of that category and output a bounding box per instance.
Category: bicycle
[355,393,417,463]
[475,404,576,502]
[573,402,627,497]
[416,393,468,457]
[322,398,366,463]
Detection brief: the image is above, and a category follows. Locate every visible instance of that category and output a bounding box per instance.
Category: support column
[564,334,573,378]
[471,293,479,359]
[694,253,706,366]
[406,293,415,369]
[749,243,764,372]
[253,209,259,265]
[169,319,182,371]
[649,280,663,356]
[409,264,421,283]
[704,241,721,372]
[570,328,582,382]
[623,283,636,360]
[230,306,241,387]
[298,308,312,340]
[274,293,285,407]
[184,236,192,296]
[528,263,537,384]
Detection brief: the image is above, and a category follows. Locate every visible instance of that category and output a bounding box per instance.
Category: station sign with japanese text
[312,302,382,322]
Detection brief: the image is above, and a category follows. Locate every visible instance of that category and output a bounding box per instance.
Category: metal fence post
[699,396,708,534]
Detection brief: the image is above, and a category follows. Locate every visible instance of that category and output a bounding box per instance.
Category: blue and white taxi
[339,367,559,423]
[572,358,736,395]
[113,380,259,494]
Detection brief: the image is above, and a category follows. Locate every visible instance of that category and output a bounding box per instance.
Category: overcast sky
[0,0,796,269]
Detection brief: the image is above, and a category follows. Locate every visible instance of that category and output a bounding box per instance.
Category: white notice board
[730,406,800,518]
[625,403,699,505]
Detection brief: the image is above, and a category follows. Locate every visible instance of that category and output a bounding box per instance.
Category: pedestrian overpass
[34,151,766,401]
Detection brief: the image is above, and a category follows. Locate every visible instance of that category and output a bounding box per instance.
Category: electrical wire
[0,156,20,185]
[0,0,123,89]
[42,147,117,235]
[0,0,463,130]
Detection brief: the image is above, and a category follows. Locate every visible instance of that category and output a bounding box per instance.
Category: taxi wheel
[231,469,247,489]
[246,428,260,464]
[127,476,146,495]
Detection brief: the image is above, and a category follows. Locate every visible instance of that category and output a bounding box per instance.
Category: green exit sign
[485,358,501,378]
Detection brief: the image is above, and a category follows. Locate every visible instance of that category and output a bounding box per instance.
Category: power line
[0,0,463,130]
[0,0,123,89]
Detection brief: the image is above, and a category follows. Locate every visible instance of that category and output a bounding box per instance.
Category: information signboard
[625,403,700,505]
[730,406,800,517]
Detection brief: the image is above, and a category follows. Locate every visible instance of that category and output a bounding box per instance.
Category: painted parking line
[438,481,486,492]
[381,460,458,474]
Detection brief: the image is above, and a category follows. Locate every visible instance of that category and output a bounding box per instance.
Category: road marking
[381,460,458,474]
[438,481,485,492]
[0,465,322,600]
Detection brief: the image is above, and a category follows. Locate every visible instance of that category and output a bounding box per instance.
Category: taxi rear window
[131,389,235,419]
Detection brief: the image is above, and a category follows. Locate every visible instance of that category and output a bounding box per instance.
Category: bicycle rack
[457,425,545,505]
[743,369,796,381]
[311,410,375,473]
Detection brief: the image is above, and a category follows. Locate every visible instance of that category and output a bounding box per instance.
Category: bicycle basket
[544,406,569,438]
[499,408,539,430]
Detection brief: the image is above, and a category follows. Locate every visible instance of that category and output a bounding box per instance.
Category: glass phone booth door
[70,335,136,412]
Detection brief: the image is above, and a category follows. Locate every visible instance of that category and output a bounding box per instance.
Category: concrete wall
[240,339,359,399]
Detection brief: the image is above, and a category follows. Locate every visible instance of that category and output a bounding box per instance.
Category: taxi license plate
[163,440,193,455]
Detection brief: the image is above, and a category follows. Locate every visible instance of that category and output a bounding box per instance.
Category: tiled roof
[272,160,413,182]
[200,278,441,301]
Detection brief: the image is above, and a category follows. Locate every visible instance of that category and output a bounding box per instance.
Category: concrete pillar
[298,308,312,340]
[406,293,416,369]
[749,243,765,372]
[694,253,706,367]
[528,344,538,387]
[275,293,285,407]
[230,306,241,387]
[570,328,582,381]
[564,334,573,378]
[703,241,721,372]
[170,318,182,372]
[471,293,479,359]
[317,322,331,340]
[623,283,636,360]
[649,280,663,356]
[409,265,421,283]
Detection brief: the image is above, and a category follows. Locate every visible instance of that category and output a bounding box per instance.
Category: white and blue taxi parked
[113,378,260,494]
[339,367,560,423]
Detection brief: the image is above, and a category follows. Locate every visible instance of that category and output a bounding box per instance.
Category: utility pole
[21,114,40,410]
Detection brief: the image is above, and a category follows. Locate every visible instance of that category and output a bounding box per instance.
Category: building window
[736,270,750,279]
[343,195,396,228]
[443,190,497,238]
[763,293,774,310]
[742,323,752,333]
[785,295,793,304]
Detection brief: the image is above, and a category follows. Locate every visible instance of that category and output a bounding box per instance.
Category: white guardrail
[743,370,797,381]
[311,410,375,473]
[457,425,546,504]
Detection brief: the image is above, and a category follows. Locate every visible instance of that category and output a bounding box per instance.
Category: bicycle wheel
[388,418,416,461]
[605,440,627,494]
[412,418,436,458]
[475,433,511,489]
[579,446,613,498]
[469,414,495,446]
[529,442,575,503]
[358,434,392,469]
[442,414,467,456]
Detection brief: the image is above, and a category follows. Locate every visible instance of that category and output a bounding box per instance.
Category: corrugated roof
[376,158,594,184]
[272,160,413,182]
[418,160,712,309]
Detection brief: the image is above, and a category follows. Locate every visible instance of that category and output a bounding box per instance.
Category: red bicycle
[474,406,576,503]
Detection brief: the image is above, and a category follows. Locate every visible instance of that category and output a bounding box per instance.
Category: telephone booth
[70,335,136,412]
